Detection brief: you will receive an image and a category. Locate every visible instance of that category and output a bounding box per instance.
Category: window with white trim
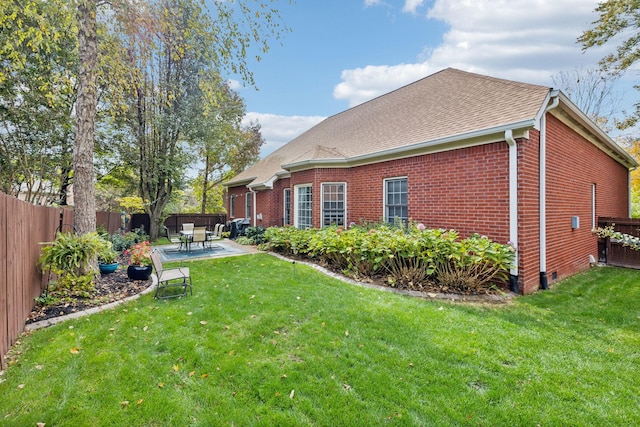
[229,195,235,218]
[384,177,408,225]
[322,183,346,227]
[283,188,291,225]
[245,192,252,219]
[295,184,312,229]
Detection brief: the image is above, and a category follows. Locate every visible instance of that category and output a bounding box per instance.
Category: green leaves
[263,224,515,294]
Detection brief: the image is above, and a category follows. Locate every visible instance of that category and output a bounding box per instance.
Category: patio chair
[150,250,192,299]
[182,223,194,232]
[192,226,208,251]
[207,223,224,242]
[163,226,186,251]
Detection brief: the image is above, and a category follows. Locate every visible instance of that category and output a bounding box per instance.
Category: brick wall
[518,130,542,294]
[544,114,629,287]
[226,113,630,294]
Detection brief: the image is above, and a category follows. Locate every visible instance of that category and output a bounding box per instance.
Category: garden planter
[127,265,152,281]
[99,262,119,274]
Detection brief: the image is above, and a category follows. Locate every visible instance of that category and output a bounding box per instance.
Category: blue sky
[231,0,638,156]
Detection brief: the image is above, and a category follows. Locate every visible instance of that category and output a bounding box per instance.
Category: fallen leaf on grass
[173,365,179,372]
[189,371,195,377]
[143,326,148,332]
[289,389,295,399]
[17,384,25,389]
[69,347,80,354]
[200,321,207,325]
[158,382,164,388]
[201,373,209,378]
[37,423,45,427]
[136,399,144,405]
[121,400,129,408]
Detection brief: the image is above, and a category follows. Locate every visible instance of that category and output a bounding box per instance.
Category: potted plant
[98,248,119,274]
[124,241,153,280]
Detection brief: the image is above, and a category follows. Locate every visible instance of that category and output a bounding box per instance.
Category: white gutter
[505,129,519,279]
[282,120,536,171]
[539,92,560,290]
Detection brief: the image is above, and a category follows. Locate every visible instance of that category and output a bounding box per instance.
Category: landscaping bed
[26,266,151,325]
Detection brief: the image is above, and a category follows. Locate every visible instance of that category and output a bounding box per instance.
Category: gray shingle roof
[225,68,564,187]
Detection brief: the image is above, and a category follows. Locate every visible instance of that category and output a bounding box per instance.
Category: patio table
[179,229,217,252]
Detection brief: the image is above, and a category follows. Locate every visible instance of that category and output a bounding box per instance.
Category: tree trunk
[74,0,97,234]
[201,154,210,214]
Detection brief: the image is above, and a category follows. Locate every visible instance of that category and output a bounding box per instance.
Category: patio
[154,239,253,262]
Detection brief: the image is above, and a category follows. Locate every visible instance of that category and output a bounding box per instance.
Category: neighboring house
[224,68,637,294]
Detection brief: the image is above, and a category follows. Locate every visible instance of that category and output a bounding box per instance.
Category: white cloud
[334,63,437,107]
[335,0,609,107]
[243,112,325,157]
[402,0,424,14]
[363,0,383,7]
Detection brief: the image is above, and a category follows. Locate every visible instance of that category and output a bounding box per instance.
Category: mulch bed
[26,264,152,325]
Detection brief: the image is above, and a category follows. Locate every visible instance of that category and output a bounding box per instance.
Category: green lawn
[1,254,638,426]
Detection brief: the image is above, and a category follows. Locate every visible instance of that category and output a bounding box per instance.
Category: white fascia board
[556,92,638,169]
[223,176,256,188]
[247,170,291,190]
[248,175,278,191]
[533,89,560,129]
[282,120,535,172]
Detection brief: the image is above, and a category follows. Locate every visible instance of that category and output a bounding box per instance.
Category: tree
[112,0,286,239]
[579,0,640,128]
[0,0,76,204]
[186,81,264,214]
[73,0,99,233]
[552,67,622,132]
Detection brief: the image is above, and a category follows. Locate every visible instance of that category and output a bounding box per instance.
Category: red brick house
[225,68,636,293]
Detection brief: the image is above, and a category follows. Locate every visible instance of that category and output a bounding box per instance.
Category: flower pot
[127,265,152,281]
[99,262,119,274]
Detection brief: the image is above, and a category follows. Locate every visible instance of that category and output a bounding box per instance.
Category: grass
[1,254,639,426]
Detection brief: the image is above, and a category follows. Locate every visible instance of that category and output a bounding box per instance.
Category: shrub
[38,232,110,301]
[39,232,110,277]
[106,227,149,253]
[263,226,317,257]
[235,236,254,245]
[262,224,515,294]
[244,226,266,245]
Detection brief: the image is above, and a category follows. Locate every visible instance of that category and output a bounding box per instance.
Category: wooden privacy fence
[597,217,640,269]
[130,213,227,235]
[0,192,121,369]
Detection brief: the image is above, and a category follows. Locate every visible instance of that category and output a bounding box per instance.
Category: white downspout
[505,130,519,289]
[249,187,257,225]
[539,94,560,290]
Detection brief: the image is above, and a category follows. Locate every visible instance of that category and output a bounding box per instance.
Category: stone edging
[267,252,516,304]
[24,275,158,331]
